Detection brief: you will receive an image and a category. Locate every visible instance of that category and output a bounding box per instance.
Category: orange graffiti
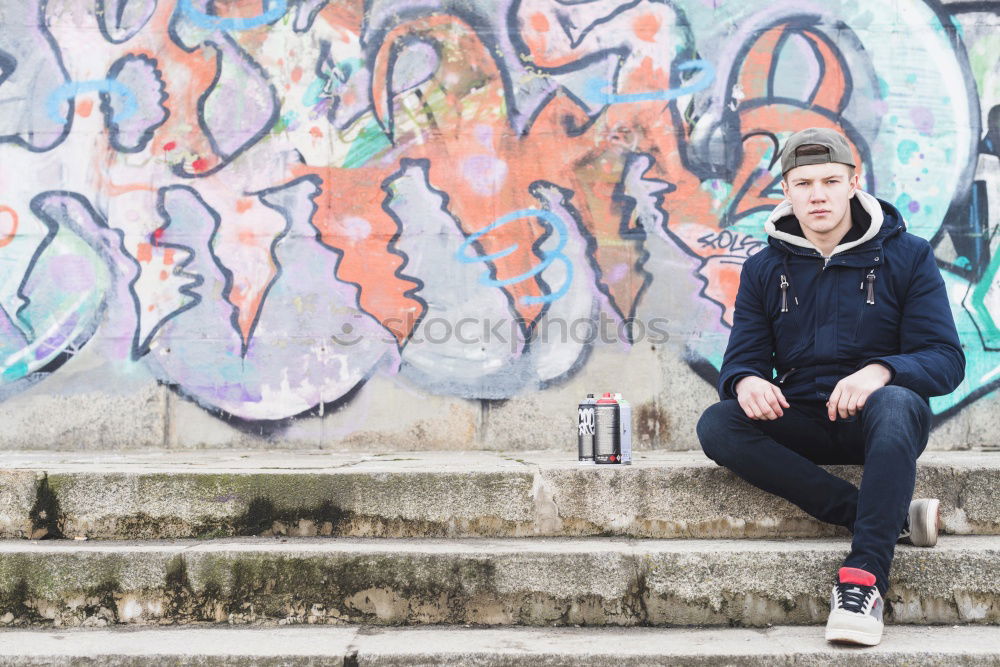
[221,219,282,349]
[633,13,661,43]
[210,0,269,20]
[297,11,694,333]
[103,180,157,196]
[531,12,550,33]
[144,6,229,171]
[136,242,153,263]
[77,99,94,118]
[0,206,18,248]
[353,13,867,330]
[369,16,639,326]
[292,163,424,344]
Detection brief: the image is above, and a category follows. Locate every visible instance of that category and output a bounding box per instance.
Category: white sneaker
[898,498,940,547]
[825,567,884,646]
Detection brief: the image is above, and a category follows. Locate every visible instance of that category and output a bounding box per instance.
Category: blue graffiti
[456,209,574,306]
[45,80,139,124]
[583,59,716,106]
[176,0,288,31]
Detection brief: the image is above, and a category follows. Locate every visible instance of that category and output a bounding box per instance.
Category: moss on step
[0,579,35,625]
[237,497,349,537]
[28,475,63,540]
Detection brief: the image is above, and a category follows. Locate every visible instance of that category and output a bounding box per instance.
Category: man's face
[780,162,859,237]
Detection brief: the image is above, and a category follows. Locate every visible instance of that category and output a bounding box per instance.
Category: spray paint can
[594,393,620,464]
[577,394,596,463]
[614,393,632,465]
[594,392,633,465]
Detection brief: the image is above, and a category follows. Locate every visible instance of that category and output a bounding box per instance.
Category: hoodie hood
[764,190,903,257]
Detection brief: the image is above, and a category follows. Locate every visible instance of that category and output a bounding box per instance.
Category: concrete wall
[0,0,998,450]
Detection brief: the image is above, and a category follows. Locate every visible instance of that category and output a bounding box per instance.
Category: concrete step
[2,625,1000,666]
[2,450,998,540]
[0,536,997,628]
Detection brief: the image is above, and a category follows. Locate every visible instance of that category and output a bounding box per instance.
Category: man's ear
[780,177,789,199]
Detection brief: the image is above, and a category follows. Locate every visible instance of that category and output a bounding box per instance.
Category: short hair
[783,144,856,181]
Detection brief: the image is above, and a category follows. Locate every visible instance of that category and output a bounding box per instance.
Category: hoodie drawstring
[861,268,876,305]
[780,255,800,312]
[778,260,877,314]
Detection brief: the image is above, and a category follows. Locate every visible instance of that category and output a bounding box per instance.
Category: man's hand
[826,363,892,421]
[735,375,790,420]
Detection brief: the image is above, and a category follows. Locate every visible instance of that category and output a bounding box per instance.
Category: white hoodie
[763,190,885,258]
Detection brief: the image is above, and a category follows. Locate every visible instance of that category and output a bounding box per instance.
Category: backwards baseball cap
[780,127,856,175]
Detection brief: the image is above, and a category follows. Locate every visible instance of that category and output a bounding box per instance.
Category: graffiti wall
[1,0,998,448]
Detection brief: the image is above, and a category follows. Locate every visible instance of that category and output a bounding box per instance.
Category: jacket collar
[764,190,886,257]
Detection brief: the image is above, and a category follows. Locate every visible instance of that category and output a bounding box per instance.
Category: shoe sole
[825,609,883,646]
[910,498,940,547]
[825,627,883,646]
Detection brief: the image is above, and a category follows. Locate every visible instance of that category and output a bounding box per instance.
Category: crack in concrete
[623,541,651,626]
[341,627,364,666]
[498,454,534,467]
[531,471,563,535]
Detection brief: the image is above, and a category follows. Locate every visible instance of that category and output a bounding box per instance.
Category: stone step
[1,536,998,628]
[2,450,998,540]
[2,625,1000,666]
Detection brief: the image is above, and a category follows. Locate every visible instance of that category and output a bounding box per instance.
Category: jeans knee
[697,400,742,463]
[863,385,931,454]
[866,385,930,423]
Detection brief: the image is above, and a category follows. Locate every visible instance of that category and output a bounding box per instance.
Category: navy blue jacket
[718,191,965,403]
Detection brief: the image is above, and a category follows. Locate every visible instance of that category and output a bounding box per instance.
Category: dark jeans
[696,385,931,595]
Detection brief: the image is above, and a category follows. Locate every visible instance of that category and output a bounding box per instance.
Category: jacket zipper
[777,368,797,385]
[786,244,881,263]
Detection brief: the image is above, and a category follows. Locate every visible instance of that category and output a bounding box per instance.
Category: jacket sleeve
[717,258,776,400]
[862,242,965,397]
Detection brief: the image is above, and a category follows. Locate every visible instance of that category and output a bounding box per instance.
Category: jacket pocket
[776,367,797,386]
[853,307,865,340]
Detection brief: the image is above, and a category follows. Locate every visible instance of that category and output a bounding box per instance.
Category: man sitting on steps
[696,127,965,646]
